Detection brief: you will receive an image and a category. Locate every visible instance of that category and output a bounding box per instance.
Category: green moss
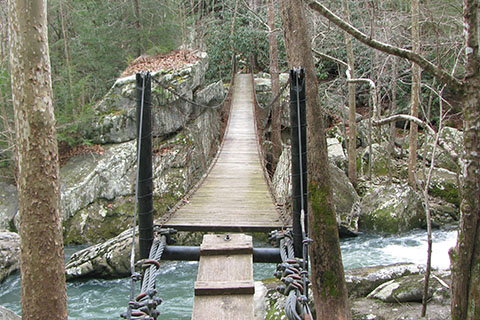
[321,270,340,298]
[429,183,460,207]
[7,219,17,233]
[360,205,401,233]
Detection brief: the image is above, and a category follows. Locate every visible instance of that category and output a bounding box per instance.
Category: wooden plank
[200,243,253,255]
[192,231,255,319]
[191,295,254,320]
[194,280,254,295]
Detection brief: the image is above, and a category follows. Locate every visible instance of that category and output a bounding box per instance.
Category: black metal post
[136,72,154,260]
[290,68,308,258]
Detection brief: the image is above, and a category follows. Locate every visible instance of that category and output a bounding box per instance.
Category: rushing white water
[0,228,457,319]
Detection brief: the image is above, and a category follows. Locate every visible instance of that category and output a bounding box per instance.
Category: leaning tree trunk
[279,0,351,318]
[408,0,420,188]
[450,85,480,320]
[449,2,480,318]
[8,0,68,319]
[268,0,281,172]
[342,0,357,187]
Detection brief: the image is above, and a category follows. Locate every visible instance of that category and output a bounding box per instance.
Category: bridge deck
[192,234,254,320]
[163,74,285,232]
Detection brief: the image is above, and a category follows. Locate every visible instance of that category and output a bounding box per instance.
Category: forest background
[0,0,463,179]
[0,0,473,318]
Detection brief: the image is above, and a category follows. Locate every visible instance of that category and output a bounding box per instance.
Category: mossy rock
[64,197,133,245]
[359,183,425,234]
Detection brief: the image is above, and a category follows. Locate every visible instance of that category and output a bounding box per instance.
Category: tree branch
[373,114,459,164]
[307,0,463,89]
[312,48,348,68]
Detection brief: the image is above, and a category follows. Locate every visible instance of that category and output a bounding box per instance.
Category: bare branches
[373,114,459,164]
[307,0,463,89]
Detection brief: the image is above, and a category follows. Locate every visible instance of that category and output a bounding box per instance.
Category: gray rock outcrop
[367,272,450,303]
[0,231,20,283]
[345,263,423,299]
[0,183,17,231]
[86,52,209,144]
[271,147,360,235]
[265,263,451,320]
[359,182,425,233]
[65,228,135,280]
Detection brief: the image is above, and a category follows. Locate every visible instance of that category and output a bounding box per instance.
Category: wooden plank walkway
[164,74,285,232]
[192,234,254,320]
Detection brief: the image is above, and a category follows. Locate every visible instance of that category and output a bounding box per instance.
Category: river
[0,228,457,319]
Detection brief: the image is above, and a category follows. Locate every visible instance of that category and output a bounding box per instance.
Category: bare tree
[308,1,479,318]
[8,0,68,318]
[279,0,351,318]
[342,0,357,186]
[267,0,281,171]
[408,0,421,188]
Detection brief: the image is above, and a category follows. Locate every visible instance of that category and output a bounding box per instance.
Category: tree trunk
[59,0,74,109]
[8,0,68,319]
[450,83,480,320]
[279,1,351,318]
[268,0,281,172]
[133,0,142,57]
[408,0,420,188]
[342,0,357,186]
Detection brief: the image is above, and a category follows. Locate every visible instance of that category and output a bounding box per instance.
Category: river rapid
[0,228,457,319]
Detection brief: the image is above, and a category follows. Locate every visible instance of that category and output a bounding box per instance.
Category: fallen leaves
[121,50,201,78]
[59,144,105,165]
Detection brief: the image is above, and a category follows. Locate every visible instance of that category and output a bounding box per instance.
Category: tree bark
[408,0,420,188]
[279,1,351,318]
[8,0,68,319]
[342,0,357,186]
[133,0,142,57]
[267,0,281,171]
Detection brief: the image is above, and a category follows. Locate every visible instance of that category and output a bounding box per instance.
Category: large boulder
[254,73,290,128]
[0,231,20,283]
[367,272,450,303]
[264,264,451,320]
[419,126,463,172]
[0,183,17,231]
[327,137,347,170]
[420,167,460,208]
[63,105,221,244]
[60,141,136,224]
[271,147,360,235]
[345,263,423,299]
[65,228,135,280]
[85,52,209,144]
[359,182,425,233]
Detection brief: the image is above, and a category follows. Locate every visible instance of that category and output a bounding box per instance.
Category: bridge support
[136,72,154,260]
[290,68,308,258]
[161,245,282,263]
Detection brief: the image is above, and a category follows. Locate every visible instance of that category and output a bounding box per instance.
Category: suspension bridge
[124,70,311,320]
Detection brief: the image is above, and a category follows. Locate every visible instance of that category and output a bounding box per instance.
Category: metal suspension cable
[151,78,228,110]
[271,231,313,320]
[255,81,289,110]
[126,74,146,320]
[295,72,306,241]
